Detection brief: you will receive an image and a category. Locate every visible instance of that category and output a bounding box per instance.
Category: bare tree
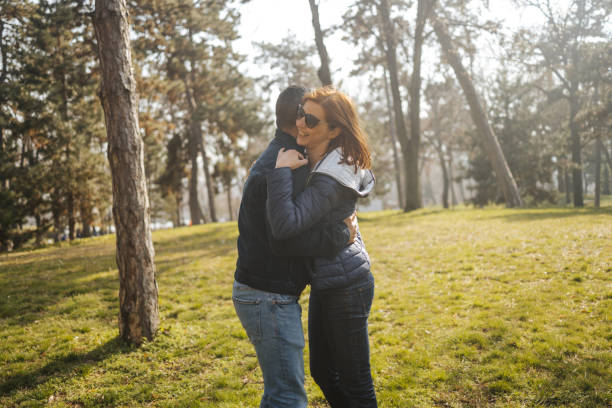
[93,0,159,344]
[433,16,523,207]
[308,0,332,86]
[382,67,405,209]
[378,0,418,211]
[516,0,611,206]
[407,0,435,210]
[594,135,602,207]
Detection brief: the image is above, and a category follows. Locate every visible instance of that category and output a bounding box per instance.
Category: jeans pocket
[233,297,262,344]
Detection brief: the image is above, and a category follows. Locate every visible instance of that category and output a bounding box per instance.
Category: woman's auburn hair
[303,86,372,170]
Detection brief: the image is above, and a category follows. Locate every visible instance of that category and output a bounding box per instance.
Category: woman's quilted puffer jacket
[266,148,375,290]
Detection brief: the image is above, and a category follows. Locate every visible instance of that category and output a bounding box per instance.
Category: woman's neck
[306,143,329,169]
[306,149,325,169]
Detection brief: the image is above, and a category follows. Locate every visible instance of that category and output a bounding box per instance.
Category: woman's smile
[296,100,339,164]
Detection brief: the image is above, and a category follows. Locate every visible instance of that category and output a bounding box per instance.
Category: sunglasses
[297,104,321,129]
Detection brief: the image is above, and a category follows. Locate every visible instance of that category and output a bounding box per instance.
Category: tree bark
[183,29,206,225]
[430,97,449,208]
[603,143,612,176]
[200,143,217,222]
[601,144,612,197]
[437,146,449,208]
[187,124,204,225]
[93,0,159,345]
[603,166,610,195]
[67,190,75,240]
[569,92,583,207]
[379,0,415,212]
[382,68,405,209]
[583,167,588,197]
[175,195,182,227]
[568,0,585,207]
[594,135,601,208]
[448,147,458,206]
[565,167,572,204]
[433,16,523,207]
[226,184,233,221]
[308,0,332,86]
[406,0,433,210]
[80,197,93,238]
[52,199,61,243]
[557,164,565,193]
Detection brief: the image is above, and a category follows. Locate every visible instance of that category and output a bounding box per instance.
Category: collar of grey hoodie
[309,147,375,197]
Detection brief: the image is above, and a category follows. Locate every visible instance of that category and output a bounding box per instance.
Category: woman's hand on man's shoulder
[275,148,308,170]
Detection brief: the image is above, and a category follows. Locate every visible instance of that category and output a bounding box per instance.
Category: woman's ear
[328,125,341,140]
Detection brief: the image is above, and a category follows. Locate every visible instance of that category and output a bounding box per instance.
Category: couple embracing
[233,85,377,408]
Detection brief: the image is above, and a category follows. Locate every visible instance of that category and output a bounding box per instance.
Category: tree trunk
[226,184,233,221]
[80,195,93,238]
[594,135,601,208]
[183,30,206,225]
[431,99,448,208]
[200,144,217,222]
[93,0,159,345]
[448,148,458,206]
[565,167,572,204]
[569,1,584,207]
[433,16,523,208]
[601,145,612,194]
[437,146,449,208]
[67,190,75,240]
[35,214,43,247]
[52,203,61,243]
[187,121,204,225]
[406,0,433,210]
[175,195,182,227]
[308,0,332,86]
[603,162,610,195]
[383,68,404,209]
[379,0,414,212]
[0,129,3,191]
[557,164,565,193]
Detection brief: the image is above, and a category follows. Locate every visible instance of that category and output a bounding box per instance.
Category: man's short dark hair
[276,85,307,130]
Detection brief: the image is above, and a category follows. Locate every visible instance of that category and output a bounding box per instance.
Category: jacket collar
[274,128,303,152]
[311,147,375,197]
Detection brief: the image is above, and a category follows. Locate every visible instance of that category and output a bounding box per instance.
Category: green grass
[1,206,611,407]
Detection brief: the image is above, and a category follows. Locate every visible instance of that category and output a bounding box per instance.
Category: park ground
[1,204,611,407]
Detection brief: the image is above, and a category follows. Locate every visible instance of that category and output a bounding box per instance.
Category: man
[233,85,354,408]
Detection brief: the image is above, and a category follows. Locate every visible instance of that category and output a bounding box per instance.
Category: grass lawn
[1,205,611,407]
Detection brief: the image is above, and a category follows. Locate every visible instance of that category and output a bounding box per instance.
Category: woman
[266,86,377,407]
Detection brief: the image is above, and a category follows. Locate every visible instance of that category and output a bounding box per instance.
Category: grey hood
[310,147,375,197]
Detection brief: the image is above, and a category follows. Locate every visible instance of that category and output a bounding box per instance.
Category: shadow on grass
[484,207,612,222]
[358,209,447,223]
[0,251,119,324]
[0,336,130,398]
[152,224,237,254]
[0,225,237,326]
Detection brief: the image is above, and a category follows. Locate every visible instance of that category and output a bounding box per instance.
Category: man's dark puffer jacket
[235,130,350,296]
[266,147,375,291]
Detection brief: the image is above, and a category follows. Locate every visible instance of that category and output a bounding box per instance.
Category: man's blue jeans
[232,280,308,408]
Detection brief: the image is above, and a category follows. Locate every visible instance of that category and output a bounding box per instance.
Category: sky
[233,0,550,107]
[234,0,362,103]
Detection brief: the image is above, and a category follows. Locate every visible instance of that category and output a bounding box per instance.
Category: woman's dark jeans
[308,278,377,408]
